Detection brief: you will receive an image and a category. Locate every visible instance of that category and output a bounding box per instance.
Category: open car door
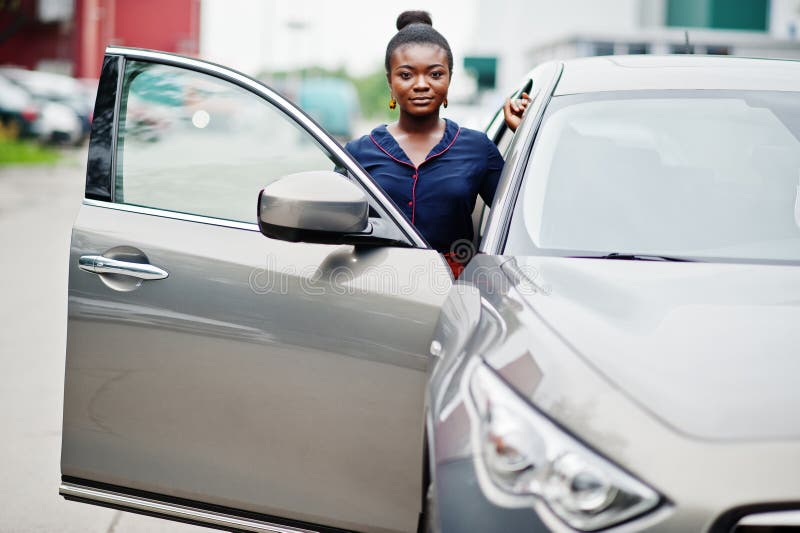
[60,47,452,533]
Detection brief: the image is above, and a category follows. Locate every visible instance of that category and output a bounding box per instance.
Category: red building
[0,0,200,79]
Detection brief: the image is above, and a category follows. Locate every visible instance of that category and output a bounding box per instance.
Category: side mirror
[258,170,369,243]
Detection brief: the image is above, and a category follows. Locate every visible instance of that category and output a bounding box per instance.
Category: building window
[463,56,497,90]
[670,44,688,54]
[628,43,650,55]
[592,42,615,56]
[705,45,730,55]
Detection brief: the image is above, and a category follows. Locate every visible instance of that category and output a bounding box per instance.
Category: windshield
[504,90,800,262]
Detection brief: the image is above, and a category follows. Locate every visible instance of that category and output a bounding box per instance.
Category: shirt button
[407,201,413,206]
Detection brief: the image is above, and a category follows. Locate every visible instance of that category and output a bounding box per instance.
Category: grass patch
[0,138,60,165]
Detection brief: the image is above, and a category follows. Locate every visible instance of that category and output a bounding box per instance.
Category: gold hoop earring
[443,98,448,109]
[389,97,397,110]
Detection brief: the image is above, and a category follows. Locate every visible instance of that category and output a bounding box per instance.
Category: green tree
[352,68,392,121]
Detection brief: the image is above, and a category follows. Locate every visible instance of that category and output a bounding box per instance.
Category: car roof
[553,55,800,95]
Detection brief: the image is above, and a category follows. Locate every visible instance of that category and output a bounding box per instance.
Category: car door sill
[59,478,341,533]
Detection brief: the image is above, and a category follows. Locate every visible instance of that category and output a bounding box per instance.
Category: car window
[114,60,339,223]
[505,90,800,262]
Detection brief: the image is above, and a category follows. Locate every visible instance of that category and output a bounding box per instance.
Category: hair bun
[396,10,433,30]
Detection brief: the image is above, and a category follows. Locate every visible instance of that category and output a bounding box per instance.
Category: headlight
[465,362,661,531]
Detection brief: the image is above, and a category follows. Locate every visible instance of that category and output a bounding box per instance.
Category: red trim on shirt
[369,135,415,168]
[411,172,418,223]
[369,127,462,227]
[423,127,461,162]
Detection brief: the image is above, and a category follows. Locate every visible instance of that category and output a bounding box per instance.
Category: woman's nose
[412,75,430,90]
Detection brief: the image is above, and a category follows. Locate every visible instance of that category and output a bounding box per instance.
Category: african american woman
[345,10,528,277]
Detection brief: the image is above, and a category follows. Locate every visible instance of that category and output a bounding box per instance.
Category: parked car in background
[0,67,91,143]
[35,99,83,145]
[61,48,800,533]
[77,77,99,121]
[0,74,39,139]
[0,71,82,144]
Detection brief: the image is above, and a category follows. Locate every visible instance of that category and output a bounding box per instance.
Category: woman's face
[388,43,450,117]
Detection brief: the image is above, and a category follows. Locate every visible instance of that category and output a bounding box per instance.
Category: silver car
[61,48,800,533]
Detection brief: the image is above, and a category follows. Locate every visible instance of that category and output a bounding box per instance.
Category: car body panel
[429,256,800,532]
[503,256,800,442]
[64,204,447,532]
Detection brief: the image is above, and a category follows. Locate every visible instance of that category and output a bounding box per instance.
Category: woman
[345,10,527,276]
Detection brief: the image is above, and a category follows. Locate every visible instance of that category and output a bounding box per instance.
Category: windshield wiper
[573,253,695,262]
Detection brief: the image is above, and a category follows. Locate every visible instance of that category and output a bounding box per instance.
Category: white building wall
[470,0,800,92]
[468,0,645,90]
[770,0,800,39]
[638,0,667,27]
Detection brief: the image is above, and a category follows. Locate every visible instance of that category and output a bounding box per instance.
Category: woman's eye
[431,71,444,79]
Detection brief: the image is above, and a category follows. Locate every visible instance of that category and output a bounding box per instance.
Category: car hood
[500,256,800,442]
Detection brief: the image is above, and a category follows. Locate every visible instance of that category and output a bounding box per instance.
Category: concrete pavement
[0,149,213,532]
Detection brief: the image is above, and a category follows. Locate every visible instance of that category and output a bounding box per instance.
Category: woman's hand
[503,92,531,132]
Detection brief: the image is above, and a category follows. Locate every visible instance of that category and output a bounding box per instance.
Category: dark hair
[384,10,454,74]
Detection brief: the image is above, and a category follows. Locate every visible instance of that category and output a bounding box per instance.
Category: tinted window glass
[505,91,800,262]
[115,60,337,223]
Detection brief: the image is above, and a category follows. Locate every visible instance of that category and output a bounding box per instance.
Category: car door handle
[78,255,169,280]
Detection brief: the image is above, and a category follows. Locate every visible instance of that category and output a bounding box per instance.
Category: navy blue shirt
[345,119,504,253]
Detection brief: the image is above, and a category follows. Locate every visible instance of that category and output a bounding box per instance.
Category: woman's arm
[479,138,505,206]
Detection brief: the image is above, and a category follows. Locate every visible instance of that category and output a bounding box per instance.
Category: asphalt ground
[0,148,213,532]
